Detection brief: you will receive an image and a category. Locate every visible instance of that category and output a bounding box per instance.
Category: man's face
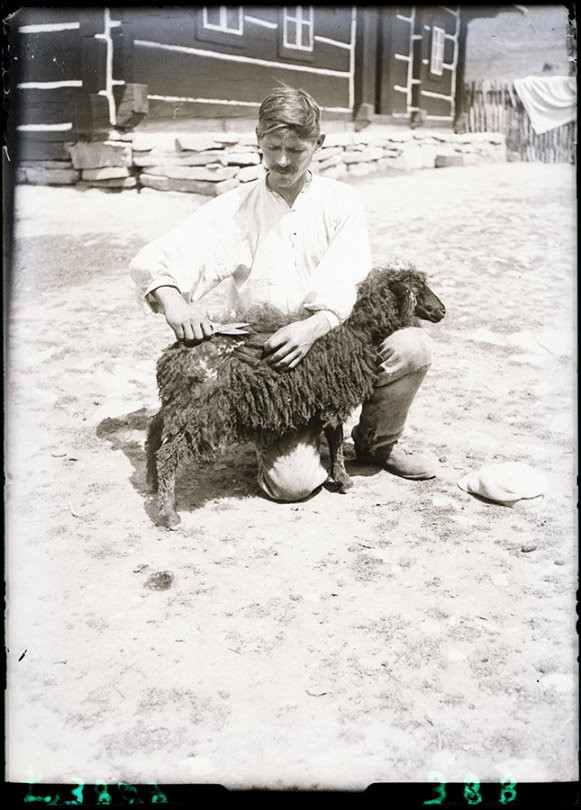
[258,128,324,194]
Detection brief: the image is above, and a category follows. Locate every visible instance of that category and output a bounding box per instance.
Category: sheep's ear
[390,281,415,319]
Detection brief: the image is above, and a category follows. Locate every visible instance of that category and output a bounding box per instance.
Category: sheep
[146,265,445,527]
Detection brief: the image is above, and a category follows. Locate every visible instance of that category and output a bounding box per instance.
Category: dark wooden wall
[8,5,472,158]
[378,8,415,118]
[126,6,353,121]
[413,6,458,120]
[8,8,84,160]
[353,6,379,115]
[355,5,463,126]
[8,6,356,149]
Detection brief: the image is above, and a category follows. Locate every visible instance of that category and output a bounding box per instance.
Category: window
[430,26,445,76]
[202,6,243,35]
[283,6,313,51]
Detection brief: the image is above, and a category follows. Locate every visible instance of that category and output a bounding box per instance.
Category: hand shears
[211,321,252,336]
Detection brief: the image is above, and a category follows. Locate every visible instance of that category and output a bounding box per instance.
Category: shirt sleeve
[129,198,234,313]
[302,184,373,323]
[318,310,341,330]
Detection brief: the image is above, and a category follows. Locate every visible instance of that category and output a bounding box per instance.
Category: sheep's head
[403,272,446,323]
[373,266,445,323]
[348,266,445,342]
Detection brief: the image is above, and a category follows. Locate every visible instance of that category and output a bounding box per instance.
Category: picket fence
[463,79,576,163]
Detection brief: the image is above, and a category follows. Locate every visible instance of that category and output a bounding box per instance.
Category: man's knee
[377,327,434,383]
[258,469,324,502]
[255,432,328,503]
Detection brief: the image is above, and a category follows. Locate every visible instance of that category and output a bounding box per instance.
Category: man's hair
[256,85,321,139]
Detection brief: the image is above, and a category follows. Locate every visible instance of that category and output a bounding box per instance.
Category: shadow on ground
[96,408,265,524]
[96,409,383,524]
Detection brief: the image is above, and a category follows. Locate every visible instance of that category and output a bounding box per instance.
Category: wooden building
[356,5,466,125]
[7,6,523,159]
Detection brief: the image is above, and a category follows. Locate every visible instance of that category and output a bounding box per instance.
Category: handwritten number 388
[423,772,517,805]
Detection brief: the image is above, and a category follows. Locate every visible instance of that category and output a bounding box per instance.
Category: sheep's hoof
[159,510,181,529]
[337,476,354,493]
[326,475,354,494]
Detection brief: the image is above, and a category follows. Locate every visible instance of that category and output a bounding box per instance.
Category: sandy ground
[5,162,577,790]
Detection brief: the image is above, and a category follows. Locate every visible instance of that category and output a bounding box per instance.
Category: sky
[464,4,571,80]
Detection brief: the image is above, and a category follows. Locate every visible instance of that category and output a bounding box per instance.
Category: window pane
[300,20,312,49]
[285,18,298,46]
[431,26,445,75]
[204,7,222,27]
[225,7,241,31]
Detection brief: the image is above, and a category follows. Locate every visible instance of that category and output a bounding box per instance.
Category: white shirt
[129,171,373,327]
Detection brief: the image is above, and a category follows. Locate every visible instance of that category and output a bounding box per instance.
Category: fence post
[462,77,575,162]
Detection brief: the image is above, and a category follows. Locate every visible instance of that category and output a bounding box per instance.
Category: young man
[130,86,437,502]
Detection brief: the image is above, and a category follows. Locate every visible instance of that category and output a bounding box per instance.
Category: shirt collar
[263,170,314,204]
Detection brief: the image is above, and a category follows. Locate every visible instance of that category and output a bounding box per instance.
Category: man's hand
[153,286,214,345]
[263,312,332,371]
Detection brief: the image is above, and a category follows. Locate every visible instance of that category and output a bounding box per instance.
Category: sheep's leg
[155,437,183,529]
[145,410,164,492]
[324,423,353,493]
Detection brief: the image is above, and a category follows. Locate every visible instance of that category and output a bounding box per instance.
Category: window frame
[430,25,445,76]
[202,6,243,35]
[197,6,245,48]
[279,6,314,63]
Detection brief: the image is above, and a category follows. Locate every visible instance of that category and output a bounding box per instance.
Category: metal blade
[212,322,252,336]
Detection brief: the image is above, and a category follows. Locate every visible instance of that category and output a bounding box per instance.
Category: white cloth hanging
[513,75,577,134]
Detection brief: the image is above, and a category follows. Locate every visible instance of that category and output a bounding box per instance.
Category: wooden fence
[463,79,576,164]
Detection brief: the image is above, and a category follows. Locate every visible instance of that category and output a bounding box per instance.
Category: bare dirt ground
[5,162,577,791]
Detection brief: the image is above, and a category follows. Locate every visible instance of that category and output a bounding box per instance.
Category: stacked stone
[135,132,265,196]
[16,159,80,186]
[310,145,346,178]
[452,131,507,164]
[68,136,136,189]
[308,133,350,179]
[408,130,506,168]
[15,130,507,192]
[313,131,506,175]
[308,132,427,177]
[214,134,265,184]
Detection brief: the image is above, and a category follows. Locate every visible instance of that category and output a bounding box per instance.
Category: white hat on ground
[457,461,549,507]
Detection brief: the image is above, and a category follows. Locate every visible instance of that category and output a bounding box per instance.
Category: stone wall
[15,130,507,194]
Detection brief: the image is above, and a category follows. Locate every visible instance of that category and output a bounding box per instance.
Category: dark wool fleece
[153,266,429,458]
